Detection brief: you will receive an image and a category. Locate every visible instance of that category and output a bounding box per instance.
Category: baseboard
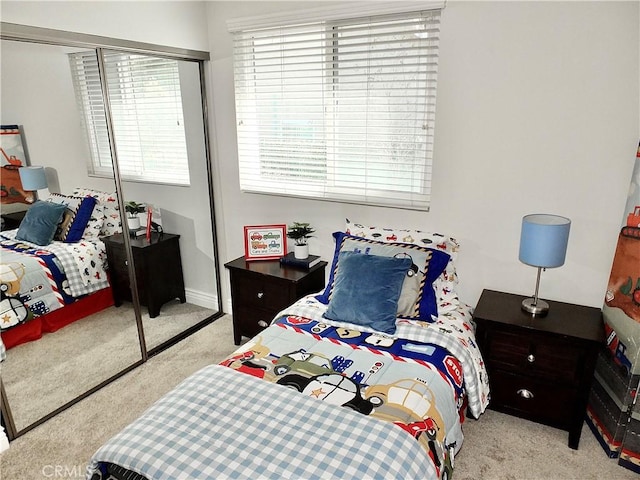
[185,288,218,310]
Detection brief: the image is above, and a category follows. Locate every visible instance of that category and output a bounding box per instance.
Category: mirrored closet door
[0,40,144,434]
[106,52,221,354]
[0,25,222,439]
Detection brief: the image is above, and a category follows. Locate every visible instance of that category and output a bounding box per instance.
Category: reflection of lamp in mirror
[519,214,571,316]
[18,166,48,191]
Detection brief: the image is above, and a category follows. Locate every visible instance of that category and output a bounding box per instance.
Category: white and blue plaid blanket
[1,230,108,297]
[88,365,437,480]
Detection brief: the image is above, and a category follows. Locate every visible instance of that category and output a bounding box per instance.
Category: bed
[86,221,490,480]
[0,188,121,349]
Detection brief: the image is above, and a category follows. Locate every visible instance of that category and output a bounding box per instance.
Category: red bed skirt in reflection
[1,287,114,350]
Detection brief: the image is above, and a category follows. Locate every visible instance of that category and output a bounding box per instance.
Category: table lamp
[18,166,48,191]
[519,214,571,315]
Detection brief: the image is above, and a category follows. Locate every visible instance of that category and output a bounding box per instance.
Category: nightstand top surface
[102,232,178,248]
[474,289,604,343]
[225,255,327,282]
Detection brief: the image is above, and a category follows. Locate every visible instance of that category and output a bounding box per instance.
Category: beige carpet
[1,315,637,480]
[2,301,215,432]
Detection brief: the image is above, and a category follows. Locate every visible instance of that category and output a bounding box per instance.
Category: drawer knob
[517,388,534,399]
[257,320,268,328]
[527,354,535,363]
[124,260,128,266]
[257,292,264,299]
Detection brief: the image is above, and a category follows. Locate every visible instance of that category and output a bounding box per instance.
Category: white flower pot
[127,216,141,230]
[294,244,309,259]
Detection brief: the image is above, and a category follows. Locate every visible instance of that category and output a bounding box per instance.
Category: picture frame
[244,224,287,261]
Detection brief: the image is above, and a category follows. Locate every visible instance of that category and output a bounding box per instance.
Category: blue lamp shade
[19,166,48,191]
[519,214,571,268]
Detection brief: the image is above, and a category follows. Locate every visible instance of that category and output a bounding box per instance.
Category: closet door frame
[0,21,223,439]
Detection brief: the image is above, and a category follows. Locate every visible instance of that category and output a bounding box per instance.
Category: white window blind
[69,51,190,185]
[232,9,441,210]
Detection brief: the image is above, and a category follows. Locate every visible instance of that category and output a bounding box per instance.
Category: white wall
[207,1,639,310]
[0,42,115,196]
[0,1,209,51]
[3,1,638,313]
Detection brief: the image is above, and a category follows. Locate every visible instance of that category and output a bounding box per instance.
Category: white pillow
[345,218,460,306]
[72,187,122,236]
[83,203,105,240]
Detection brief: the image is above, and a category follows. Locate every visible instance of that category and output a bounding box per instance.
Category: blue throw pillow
[316,232,451,321]
[323,251,412,334]
[15,201,67,246]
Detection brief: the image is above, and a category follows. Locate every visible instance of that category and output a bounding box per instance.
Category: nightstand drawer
[486,328,583,384]
[234,274,291,311]
[104,242,130,299]
[234,305,277,338]
[106,243,128,273]
[489,369,576,428]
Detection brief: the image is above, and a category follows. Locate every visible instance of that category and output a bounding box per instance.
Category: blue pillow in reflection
[16,201,67,246]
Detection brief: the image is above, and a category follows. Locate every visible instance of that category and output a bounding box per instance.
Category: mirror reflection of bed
[0,38,221,435]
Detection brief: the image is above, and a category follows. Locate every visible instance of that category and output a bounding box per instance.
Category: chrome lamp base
[522,266,550,316]
[521,297,549,316]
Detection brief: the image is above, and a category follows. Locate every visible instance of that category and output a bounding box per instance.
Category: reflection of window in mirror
[69,51,191,186]
[0,40,143,435]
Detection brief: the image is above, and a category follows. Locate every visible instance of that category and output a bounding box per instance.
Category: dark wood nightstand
[103,232,186,318]
[473,289,604,449]
[225,256,327,345]
[1,210,27,231]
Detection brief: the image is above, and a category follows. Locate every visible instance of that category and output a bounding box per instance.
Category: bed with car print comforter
[87,223,490,480]
[87,294,488,480]
[0,230,111,349]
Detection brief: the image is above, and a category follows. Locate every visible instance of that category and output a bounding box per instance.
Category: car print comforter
[0,231,109,331]
[87,296,488,480]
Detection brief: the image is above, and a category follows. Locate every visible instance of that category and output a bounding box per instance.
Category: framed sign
[244,224,287,261]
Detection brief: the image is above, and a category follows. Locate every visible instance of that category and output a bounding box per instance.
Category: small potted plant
[287,222,315,259]
[125,201,146,230]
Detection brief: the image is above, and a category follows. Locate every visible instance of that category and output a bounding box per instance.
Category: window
[69,51,190,185]
[231,9,441,210]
